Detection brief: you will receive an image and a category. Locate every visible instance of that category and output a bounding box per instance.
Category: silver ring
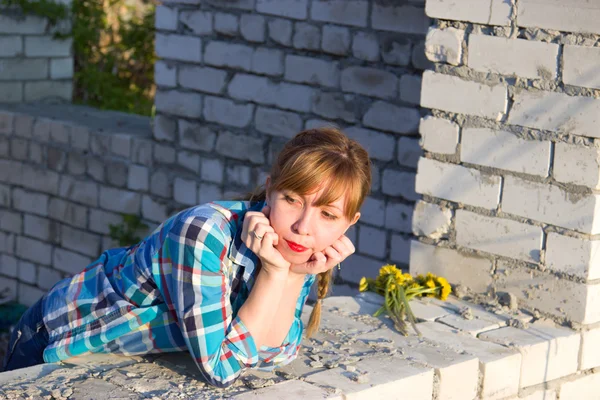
[252,231,263,240]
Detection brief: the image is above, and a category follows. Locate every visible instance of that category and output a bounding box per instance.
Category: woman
[2,127,372,388]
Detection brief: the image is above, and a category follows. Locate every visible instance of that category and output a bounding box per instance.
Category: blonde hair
[249,127,372,337]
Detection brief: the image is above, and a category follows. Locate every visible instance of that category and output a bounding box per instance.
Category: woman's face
[266,184,360,265]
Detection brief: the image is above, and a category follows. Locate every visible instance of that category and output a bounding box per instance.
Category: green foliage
[2,0,156,116]
[109,214,149,247]
[0,0,69,25]
[72,0,156,115]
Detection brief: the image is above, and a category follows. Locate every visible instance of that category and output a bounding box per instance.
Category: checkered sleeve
[164,215,259,388]
[256,273,316,370]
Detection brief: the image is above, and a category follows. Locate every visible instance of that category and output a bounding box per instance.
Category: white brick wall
[545,233,600,281]
[426,0,511,26]
[563,45,600,90]
[553,142,600,189]
[415,157,501,209]
[424,27,463,65]
[418,117,459,154]
[460,128,551,177]
[468,34,559,80]
[456,210,543,262]
[421,71,507,120]
[310,0,368,27]
[517,0,600,35]
[502,176,600,234]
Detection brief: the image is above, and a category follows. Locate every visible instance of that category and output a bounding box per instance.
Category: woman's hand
[242,206,291,274]
[289,234,355,276]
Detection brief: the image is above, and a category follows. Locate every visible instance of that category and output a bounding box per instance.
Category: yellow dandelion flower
[379,264,399,277]
[359,277,369,292]
[436,277,451,301]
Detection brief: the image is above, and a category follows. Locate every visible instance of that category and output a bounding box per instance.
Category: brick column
[412,0,600,327]
[0,1,73,103]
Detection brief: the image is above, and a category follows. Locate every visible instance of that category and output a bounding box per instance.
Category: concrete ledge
[0,295,596,400]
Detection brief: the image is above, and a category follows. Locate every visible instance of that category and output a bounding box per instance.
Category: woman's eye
[322,211,338,220]
[284,195,297,204]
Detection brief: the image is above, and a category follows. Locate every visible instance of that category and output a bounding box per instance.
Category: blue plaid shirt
[41,201,316,388]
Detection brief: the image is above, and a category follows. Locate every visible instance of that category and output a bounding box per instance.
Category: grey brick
[412,40,434,70]
[352,31,380,61]
[0,136,7,157]
[18,283,45,307]
[363,101,420,134]
[0,82,22,103]
[255,107,302,138]
[228,73,314,112]
[252,47,284,76]
[177,150,200,173]
[344,126,395,161]
[128,165,149,191]
[70,125,89,150]
[59,176,98,206]
[174,178,197,206]
[178,120,217,151]
[180,10,213,35]
[390,234,411,265]
[341,67,398,99]
[52,248,92,275]
[0,58,47,80]
[142,195,168,223]
[198,183,223,204]
[153,114,177,143]
[32,119,51,142]
[86,157,105,182]
[293,22,320,50]
[321,25,351,55]
[16,236,52,266]
[385,201,414,232]
[203,96,254,128]
[37,266,62,291]
[201,158,224,184]
[216,131,265,164]
[155,61,177,87]
[311,92,356,122]
[154,143,176,164]
[372,4,431,34]
[90,132,110,156]
[47,147,67,172]
[155,90,203,118]
[179,65,227,94]
[257,0,308,20]
[382,38,412,66]
[111,134,132,158]
[29,142,43,165]
[18,260,37,284]
[204,41,253,70]
[400,74,422,105]
[48,198,87,229]
[132,138,153,167]
[50,58,74,79]
[0,210,22,234]
[0,231,15,254]
[284,55,339,88]
[24,214,60,243]
[0,36,22,57]
[0,184,9,207]
[360,196,385,227]
[382,169,419,201]
[156,33,201,62]
[13,188,48,216]
[226,164,251,186]
[358,225,386,258]
[24,36,72,57]
[10,138,28,160]
[22,164,60,195]
[268,18,292,46]
[99,186,141,214]
[0,111,14,135]
[340,253,383,284]
[24,81,72,102]
[156,5,178,31]
[214,12,238,36]
[397,136,422,168]
[150,170,171,198]
[0,254,17,278]
[49,121,70,144]
[241,14,265,42]
[89,209,121,235]
[311,0,368,27]
[61,225,100,257]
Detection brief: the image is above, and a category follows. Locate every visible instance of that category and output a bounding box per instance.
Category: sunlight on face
[266,185,360,265]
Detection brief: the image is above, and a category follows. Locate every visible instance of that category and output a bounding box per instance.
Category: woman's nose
[292,211,312,235]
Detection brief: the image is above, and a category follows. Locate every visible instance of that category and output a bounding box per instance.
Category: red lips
[285,240,308,253]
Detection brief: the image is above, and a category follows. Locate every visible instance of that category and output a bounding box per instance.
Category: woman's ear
[350,212,360,226]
